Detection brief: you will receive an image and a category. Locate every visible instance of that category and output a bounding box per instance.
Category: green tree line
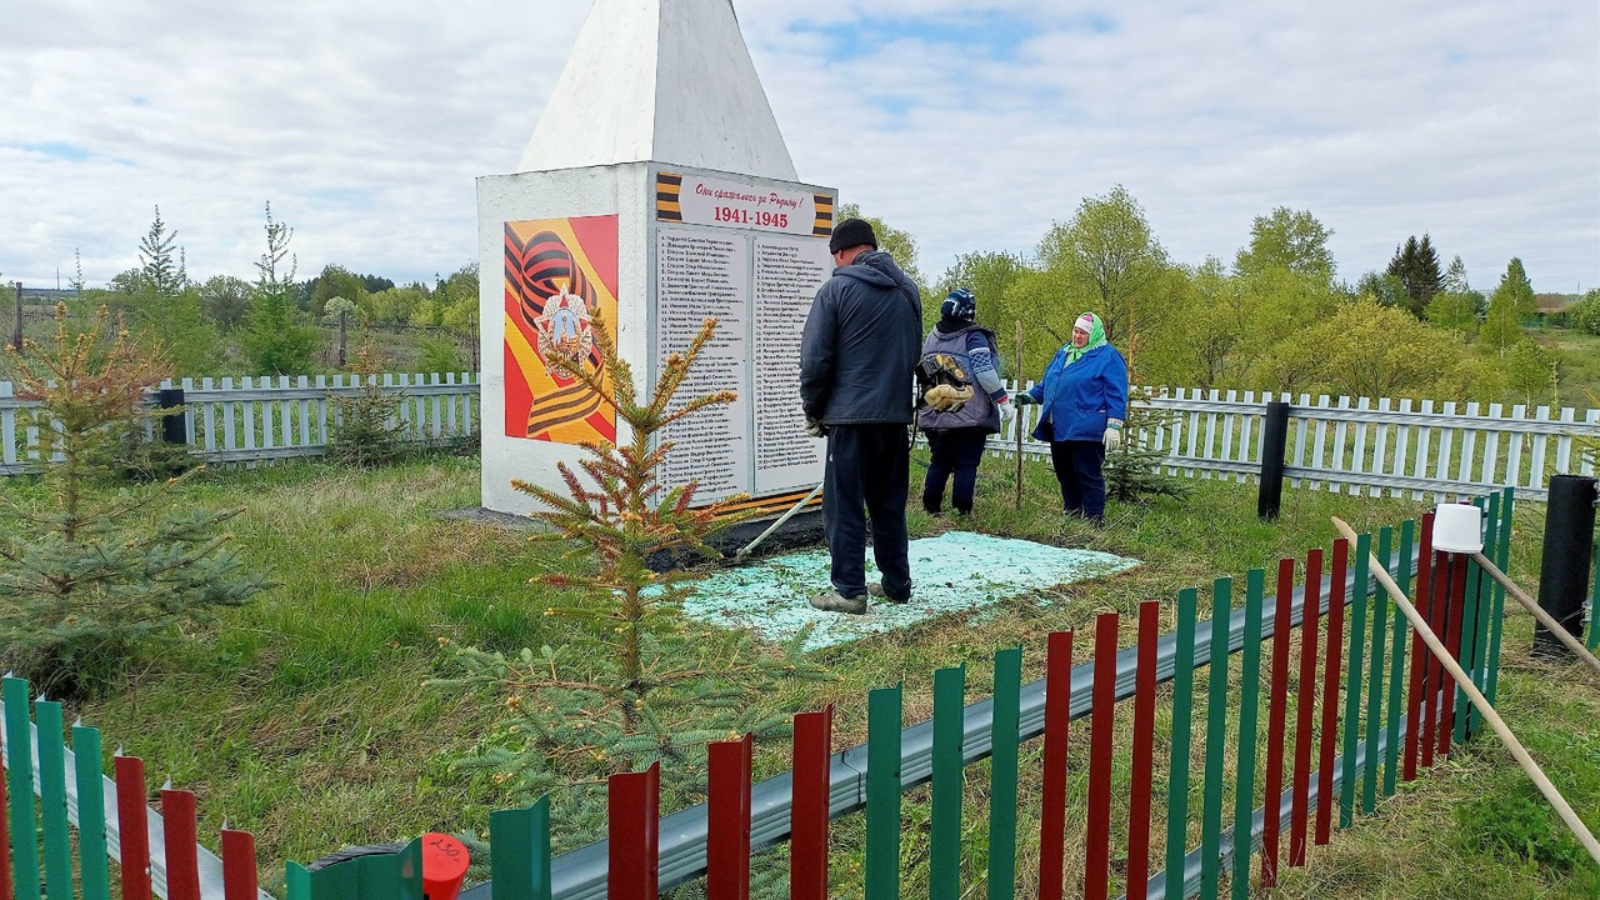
[39,204,480,379]
[855,187,1568,406]
[15,193,1588,408]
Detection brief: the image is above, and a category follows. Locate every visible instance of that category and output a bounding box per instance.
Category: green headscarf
[1063,312,1107,365]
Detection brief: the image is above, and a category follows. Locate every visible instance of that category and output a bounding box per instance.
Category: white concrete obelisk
[479,0,837,516]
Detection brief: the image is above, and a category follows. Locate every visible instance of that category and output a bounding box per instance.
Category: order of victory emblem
[532,280,595,373]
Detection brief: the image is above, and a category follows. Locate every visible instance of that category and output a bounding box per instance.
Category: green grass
[3,451,1594,898]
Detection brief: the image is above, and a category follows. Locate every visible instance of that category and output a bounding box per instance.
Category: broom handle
[1470,551,1600,679]
[1014,321,1024,510]
[1332,516,1600,865]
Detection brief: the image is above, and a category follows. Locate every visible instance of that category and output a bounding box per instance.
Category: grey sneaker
[810,590,867,614]
[867,583,910,604]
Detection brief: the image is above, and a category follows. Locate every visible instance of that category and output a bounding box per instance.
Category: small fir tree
[326,332,405,468]
[0,304,268,696]
[241,202,318,375]
[438,309,825,843]
[1104,385,1190,504]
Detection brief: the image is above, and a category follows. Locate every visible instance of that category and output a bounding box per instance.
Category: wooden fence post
[1084,613,1119,900]
[706,734,753,900]
[1261,560,1294,888]
[866,685,902,900]
[608,763,660,900]
[989,648,1022,900]
[1038,632,1073,900]
[1231,570,1266,900]
[1199,579,1232,896]
[2,678,39,900]
[790,707,833,900]
[930,665,965,900]
[1126,602,1160,900]
[489,796,552,900]
[114,754,153,900]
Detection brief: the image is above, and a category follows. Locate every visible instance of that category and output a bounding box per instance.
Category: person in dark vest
[916,288,1016,516]
[799,218,923,615]
[1014,311,1128,525]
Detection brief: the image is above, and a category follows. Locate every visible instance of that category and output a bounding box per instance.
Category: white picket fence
[4,375,1597,501]
[992,384,1600,502]
[0,373,480,475]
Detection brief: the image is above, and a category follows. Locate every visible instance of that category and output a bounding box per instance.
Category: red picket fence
[0,676,267,900]
[289,489,1516,900]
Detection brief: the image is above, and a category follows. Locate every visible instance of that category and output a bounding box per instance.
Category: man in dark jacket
[799,217,922,614]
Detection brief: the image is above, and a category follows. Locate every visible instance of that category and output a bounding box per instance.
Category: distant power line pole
[11,282,23,352]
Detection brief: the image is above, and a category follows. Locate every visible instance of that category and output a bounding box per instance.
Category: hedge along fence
[281,490,1518,900]
[0,373,481,475]
[0,677,270,900]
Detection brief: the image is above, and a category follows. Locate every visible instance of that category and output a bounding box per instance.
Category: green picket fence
[0,676,267,900]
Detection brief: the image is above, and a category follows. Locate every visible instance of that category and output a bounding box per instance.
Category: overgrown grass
[5,451,1592,897]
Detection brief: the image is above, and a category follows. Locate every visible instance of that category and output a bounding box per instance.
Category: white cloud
[0,0,1594,295]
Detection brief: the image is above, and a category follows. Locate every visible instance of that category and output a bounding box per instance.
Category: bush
[0,305,268,697]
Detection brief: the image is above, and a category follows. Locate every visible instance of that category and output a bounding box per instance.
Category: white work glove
[1103,418,1124,452]
[805,417,828,439]
[996,396,1016,424]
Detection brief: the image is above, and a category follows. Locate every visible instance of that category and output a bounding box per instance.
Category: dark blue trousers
[1049,439,1107,522]
[823,423,912,600]
[922,428,989,515]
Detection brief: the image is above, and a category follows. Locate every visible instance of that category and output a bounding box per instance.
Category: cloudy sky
[3,0,1596,295]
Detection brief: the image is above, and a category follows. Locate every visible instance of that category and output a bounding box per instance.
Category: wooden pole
[1472,551,1600,679]
[1332,516,1600,865]
[1014,320,1025,510]
[10,282,22,352]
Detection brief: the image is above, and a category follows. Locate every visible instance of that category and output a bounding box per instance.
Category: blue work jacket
[1025,342,1129,442]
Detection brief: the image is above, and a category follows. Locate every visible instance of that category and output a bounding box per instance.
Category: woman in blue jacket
[1014,312,1128,524]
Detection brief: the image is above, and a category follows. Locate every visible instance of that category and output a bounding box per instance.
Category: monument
[477,0,837,517]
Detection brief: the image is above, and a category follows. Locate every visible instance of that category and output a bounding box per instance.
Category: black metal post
[1258,400,1291,521]
[1535,474,1597,657]
[157,388,188,444]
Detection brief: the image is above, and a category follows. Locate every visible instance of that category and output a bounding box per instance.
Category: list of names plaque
[752,237,830,493]
[654,228,750,501]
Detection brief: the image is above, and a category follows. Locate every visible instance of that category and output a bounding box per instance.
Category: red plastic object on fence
[707,733,754,900]
[1315,539,1349,846]
[790,706,833,900]
[115,755,154,900]
[1289,548,1323,868]
[1404,513,1436,781]
[1261,557,1295,888]
[162,788,201,900]
[1083,612,1120,900]
[421,833,470,900]
[221,828,259,900]
[1038,630,1074,900]
[1126,601,1160,899]
[608,763,660,900]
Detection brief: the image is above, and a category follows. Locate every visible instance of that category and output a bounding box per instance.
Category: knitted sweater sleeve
[965,331,1008,400]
